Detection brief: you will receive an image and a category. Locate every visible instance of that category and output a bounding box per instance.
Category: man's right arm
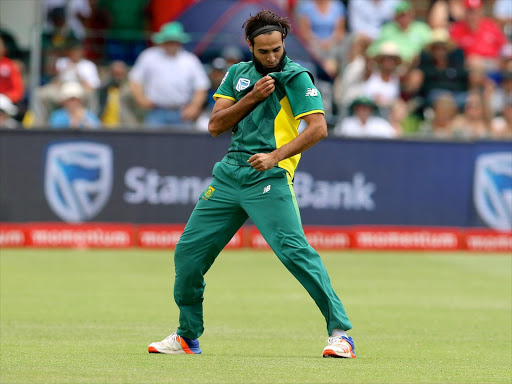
[208,75,275,137]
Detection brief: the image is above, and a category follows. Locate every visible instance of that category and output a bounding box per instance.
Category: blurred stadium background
[0,0,510,251]
[0,2,511,383]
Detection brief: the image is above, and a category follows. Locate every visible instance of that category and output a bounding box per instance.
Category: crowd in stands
[0,0,511,140]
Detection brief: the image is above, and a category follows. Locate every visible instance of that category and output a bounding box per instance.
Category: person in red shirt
[0,36,24,104]
[450,0,507,71]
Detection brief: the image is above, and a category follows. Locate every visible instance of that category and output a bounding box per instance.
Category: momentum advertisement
[0,130,510,250]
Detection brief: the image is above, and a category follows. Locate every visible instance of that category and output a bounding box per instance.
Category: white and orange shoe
[148,332,202,354]
[322,335,356,358]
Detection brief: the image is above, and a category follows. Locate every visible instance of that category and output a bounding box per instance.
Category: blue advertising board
[0,130,510,230]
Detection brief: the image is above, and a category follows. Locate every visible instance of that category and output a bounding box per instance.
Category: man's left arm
[247,113,327,171]
[182,89,208,121]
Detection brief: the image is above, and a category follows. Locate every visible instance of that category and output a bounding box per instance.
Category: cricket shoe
[322,335,356,358]
[148,332,202,354]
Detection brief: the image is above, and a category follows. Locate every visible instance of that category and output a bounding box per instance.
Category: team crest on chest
[236,78,251,92]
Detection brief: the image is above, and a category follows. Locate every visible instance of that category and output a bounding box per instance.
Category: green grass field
[1,249,510,384]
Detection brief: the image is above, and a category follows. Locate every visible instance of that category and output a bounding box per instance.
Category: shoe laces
[163,332,179,345]
[326,335,346,345]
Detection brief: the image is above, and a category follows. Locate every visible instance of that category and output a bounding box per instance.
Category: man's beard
[253,49,287,75]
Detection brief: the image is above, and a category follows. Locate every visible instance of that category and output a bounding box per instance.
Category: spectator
[41,7,80,84]
[94,0,150,65]
[49,82,101,129]
[348,0,400,40]
[418,92,459,138]
[451,91,491,138]
[388,98,409,136]
[408,28,468,109]
[490,71,512,117]
[0,94,20,129]
[295,0,347,77]
[0,36,24,104]
[98,60,140,128]
[427,0,465,29]
[493,0,512,40]
[196,57,229,132]
[491,102,512,139]
[363,42,402,115]
[367,1,432,65]
[129,21,210,129]
[333,96,397,138]
[221,45,245,68]
[0,24,24,61]
[450,0,507,72]
[42,0,92,41]
[334,34,372,117]
[33,41,100,125]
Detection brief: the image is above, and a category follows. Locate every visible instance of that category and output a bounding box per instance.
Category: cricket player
[149,10,355,358]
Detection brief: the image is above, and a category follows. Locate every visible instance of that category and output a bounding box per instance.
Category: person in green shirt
[148,10,355,359]
[368,0,432,64]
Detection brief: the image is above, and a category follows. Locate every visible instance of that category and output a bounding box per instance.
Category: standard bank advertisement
[0,130,511,231]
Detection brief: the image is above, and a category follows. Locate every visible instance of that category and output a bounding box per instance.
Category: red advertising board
[1,223,510,252]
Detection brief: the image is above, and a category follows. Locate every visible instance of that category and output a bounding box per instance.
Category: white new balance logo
[305,88,318,97]
[263,185,271,194]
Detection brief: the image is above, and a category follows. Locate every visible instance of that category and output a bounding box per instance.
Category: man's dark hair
[242,10,291,45]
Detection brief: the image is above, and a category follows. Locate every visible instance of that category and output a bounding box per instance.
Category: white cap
[59,82,84,102]
[0,94,18,115]
[376,42,401,58]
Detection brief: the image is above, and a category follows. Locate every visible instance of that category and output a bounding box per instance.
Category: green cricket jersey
[213,57,324,178]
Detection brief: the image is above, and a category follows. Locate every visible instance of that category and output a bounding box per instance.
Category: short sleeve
[213,64,237,101]
[285,72,324,119]
[189,56,211,91]
[129,50,150,84]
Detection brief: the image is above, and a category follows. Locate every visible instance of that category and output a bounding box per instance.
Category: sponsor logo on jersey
[44,142,113,223]
[236,78,251,92]
[473,152,512,230]
[305,88,318,97]
[263,185,271,194]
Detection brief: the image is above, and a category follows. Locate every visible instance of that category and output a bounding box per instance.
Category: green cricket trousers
[174,161,352,339]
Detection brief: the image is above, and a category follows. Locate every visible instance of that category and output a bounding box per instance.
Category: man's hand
[247,152,279,172]
[182,102,202,121]
[250,75,275,102]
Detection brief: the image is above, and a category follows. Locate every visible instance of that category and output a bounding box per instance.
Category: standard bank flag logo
[235,78,250,92]
[473,152,512,231]
[44,142,113,223]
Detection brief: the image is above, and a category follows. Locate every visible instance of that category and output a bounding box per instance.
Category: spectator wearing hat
[367,0,432,65]
[33,41,100,126]
[333,96,397,138]
[363,41,403,116]
[450,0,507,72]
[408,28,468,109]
[48,82,101,129]
[0,94,20,129]
[129,21,210,129]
